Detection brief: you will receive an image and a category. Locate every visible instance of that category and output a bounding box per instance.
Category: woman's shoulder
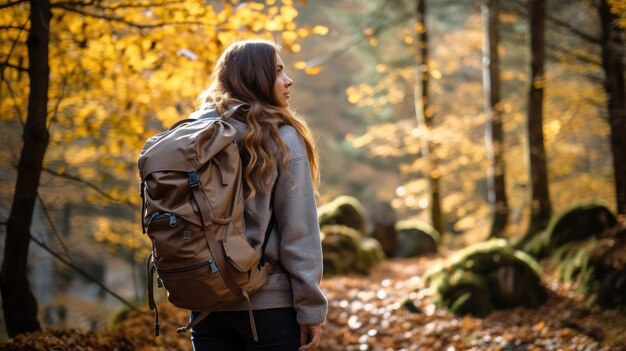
[278,124,307,161]
[278,124,299,142]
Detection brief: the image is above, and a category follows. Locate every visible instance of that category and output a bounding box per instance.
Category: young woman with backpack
[190,39,327,351]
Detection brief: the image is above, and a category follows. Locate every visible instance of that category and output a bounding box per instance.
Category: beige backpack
[138,104,273,340]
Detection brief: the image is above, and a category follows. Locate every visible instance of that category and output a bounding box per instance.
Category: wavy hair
[198,39,320,200]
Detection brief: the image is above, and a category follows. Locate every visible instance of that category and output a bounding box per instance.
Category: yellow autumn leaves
[1,0,328,262]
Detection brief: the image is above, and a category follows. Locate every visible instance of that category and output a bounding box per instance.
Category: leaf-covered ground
[1,256,626,351]
[320,256,626,351]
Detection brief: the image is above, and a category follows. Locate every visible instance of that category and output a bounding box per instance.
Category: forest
[0,0,625,350]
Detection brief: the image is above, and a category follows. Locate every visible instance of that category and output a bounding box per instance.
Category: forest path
[1,255,625,350]
[320,256,626,351]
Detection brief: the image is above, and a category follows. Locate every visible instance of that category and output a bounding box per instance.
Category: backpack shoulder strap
[258,214,276,268]
[258,183,278,268]
[221,103,245,121]
[185,103,245,121]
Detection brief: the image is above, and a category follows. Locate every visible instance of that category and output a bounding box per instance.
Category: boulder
[546,221,626,309]
[435,270,493,317]
[365,201,398,257]
[548,203,616,248]
[520,203,617,257]
[321,225,361,276]
[355,237,386,274]
[393,220,440,258]
[321,225,384,276]
[318,196,368,235]
[425,239,547,316]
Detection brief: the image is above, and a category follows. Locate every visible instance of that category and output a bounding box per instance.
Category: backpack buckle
[187,171,201,189]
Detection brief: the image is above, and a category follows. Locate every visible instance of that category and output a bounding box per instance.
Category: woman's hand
[299,324,322,350]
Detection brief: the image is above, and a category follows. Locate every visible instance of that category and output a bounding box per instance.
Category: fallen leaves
[0,329,135,351]
[319,256,626,351]
[1,255,625,350]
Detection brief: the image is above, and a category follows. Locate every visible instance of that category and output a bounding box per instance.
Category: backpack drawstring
[146,253,159,336]
[242,289,259,342]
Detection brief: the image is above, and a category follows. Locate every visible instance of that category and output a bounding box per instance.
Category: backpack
[137,104,274,341]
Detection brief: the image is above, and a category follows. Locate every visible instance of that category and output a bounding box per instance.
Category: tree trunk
[525,0,552,236]
[596,0,626,215]
[0,0,51,337]
[482,0,508,238]
[414,0,444,235]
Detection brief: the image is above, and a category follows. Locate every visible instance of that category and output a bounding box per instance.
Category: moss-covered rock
[544,220,626,310]
[591,225,626,308]
[393,220,440,258]
[321,225,361,276]
[355,237,386,274]
[441,270,493,316]
[365,201,398,256]
[425,239,547,316]
[321,225,384,276]
[519,203,617,257]
[553,204,615,242]
[318,196,368,235]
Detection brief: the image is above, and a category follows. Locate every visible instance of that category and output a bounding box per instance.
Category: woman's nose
[285,75,293,87]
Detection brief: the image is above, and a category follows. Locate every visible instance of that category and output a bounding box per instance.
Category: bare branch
[0,17,29,105]
[508,0,600,44]
[1,62,28,72]
[104,0,184,10]
[0,25,29,30]
[29,234,144,313]
[547,13,601,44]
[0,0,27,10]
[1,76,26,126]
[42,167,136,208]
[545,31,602,66]
[552,47,601,66]
[50,0,97,7]
[53,3,201,29]
[47,72,69,128]
[55,0,184,10]
[304,2,412,68]
[36,194,72,261]
[502,30,601,68]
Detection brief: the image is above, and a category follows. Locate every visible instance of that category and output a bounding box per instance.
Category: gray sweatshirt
[216,117,328,326]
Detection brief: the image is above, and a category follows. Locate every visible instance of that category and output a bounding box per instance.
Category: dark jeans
[190,307,300,351]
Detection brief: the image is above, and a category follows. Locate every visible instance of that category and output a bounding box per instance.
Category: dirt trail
[319,256,626,351]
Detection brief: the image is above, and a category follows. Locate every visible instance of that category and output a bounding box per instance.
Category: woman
[190,39,327,351]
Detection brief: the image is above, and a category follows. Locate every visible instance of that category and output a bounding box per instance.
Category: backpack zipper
[157,259,218,274]
[144,212,177,228]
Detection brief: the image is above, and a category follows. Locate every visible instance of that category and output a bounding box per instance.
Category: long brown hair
[199,39,320,199]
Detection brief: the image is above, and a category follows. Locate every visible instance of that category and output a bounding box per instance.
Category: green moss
[447,239,542,277]
[519,202,616,257]
[318,196,368,235]
[428,269,493,317]
[321,224,383,276]
[321,225,361,276]
[396,219,441,244]
[424,239,547,316]
[355,237,386,274]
